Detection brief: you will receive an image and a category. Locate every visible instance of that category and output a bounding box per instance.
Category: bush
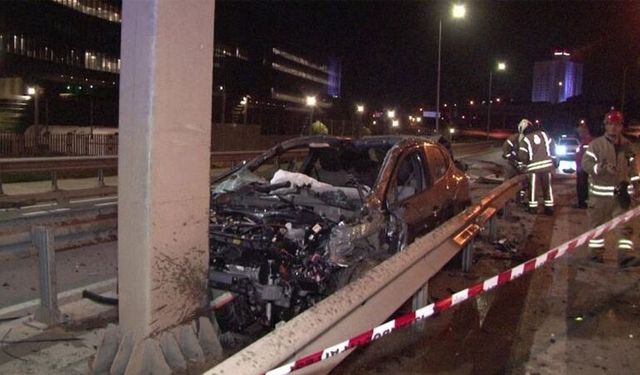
[311,120,329,135]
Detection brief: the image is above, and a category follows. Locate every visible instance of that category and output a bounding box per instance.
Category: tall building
[0,0,121,131]
[0,1,342,134]
[213,45,342,134]
[532,51,583,104]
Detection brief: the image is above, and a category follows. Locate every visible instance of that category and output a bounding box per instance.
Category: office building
[532,51,583,104]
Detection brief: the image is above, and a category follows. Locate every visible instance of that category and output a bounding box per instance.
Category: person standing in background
[519,120,557,215]
[575,122,593,209]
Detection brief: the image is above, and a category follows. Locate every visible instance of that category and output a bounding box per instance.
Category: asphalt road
[332,164,640,374]
[4,146,639,374]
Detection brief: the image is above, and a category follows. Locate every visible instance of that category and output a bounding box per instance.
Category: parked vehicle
[209,135,470,332]
[556,135,580,174]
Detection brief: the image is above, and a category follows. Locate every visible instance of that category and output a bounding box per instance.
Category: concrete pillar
[117,0,215,343]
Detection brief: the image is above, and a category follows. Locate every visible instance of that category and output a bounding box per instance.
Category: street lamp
[486,61,506,138]
[356,104,364,138]
[240,96,248,125]
[435,3,466,134]
[27,86,40,127]
[305,95,317,135]
[218,85,226,124]
[387,109,395,119]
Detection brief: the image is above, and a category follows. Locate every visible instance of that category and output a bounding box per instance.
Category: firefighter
[581,111,640,267]
[575,122,593,209]
[518,119,556,215]
[502,119,528,203]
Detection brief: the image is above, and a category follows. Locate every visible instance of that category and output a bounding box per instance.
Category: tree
[310,120,328,135]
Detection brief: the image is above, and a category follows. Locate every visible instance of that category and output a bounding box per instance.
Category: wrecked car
[209,135,470,332]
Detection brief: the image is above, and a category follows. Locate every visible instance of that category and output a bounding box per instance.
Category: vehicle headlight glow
[556,145,566,156]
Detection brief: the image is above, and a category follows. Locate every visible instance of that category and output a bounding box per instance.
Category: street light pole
[434,4,466,134]
[486,70,493,139]
[304,96,317,135]
[356,104,364,138]
[486,61,506,139]
[28,86,40,128]
[435,18,442,134]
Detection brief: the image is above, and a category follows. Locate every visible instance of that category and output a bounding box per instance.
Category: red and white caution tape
[265,205,640,375]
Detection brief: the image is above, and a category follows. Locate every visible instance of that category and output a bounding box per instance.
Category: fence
[0,133,118,157]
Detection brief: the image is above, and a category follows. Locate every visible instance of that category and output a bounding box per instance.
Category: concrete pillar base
[92,324,120,375]
[110,333,133,375]
[125,338,172,375]
[91,316,223,374]
[197,316,223,358]
[173,324,205,364]
[159,332,187,372]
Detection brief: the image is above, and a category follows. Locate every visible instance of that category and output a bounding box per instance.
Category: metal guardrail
[205,174,526,375]
[0,155,118,173]
[0,150,297,198]
[0,205,117,256]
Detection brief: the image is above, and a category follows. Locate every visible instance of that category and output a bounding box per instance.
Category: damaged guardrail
[204,174,526,375]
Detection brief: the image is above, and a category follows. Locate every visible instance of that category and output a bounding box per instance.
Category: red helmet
[604,111,624,125]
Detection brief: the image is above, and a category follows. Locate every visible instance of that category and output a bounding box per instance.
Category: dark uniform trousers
[576,170,588,206]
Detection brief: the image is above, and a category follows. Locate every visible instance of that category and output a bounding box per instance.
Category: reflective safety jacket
[581,135,640,197]
[502,133,520,160]
[518,130,555,173]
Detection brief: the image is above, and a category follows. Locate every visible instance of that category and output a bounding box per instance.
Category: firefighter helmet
[517,119,532,134]
[604,111,624,125]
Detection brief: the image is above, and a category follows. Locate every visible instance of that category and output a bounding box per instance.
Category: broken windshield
[213,141,391,194]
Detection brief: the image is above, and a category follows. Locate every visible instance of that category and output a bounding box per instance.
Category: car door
[424,144,454,222]
[385,146,432,244]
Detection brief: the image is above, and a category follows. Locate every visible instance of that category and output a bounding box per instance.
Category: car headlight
[556,145,566,156]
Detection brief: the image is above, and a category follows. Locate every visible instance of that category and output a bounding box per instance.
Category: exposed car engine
[209,181,371,331]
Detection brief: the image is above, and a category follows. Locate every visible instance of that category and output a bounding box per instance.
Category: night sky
[215,0,640,112]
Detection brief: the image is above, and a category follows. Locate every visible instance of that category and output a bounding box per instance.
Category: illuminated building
[532,51,583,104]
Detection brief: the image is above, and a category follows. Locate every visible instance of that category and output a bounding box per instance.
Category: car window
[251,148,309,180]
[558,138,579,146]
[387,150,427,203]
[425,145,449,181]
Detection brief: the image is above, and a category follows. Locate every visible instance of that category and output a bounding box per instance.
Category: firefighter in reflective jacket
[518,119,556,215]
[502,119,528,202]
[581,111,640,267]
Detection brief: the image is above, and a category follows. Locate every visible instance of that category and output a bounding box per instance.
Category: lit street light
[452,4,466,18]
[392,119,400,128]
[486,61,506,138]
[387,110,395,119]
[305,95,317,135]
[240,96,248,125]
[355,104,365,138]
[218,86,226,124]
[435,3,466,134]
[27,86,40,127]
